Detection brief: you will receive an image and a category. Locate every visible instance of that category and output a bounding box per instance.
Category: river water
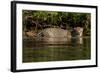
[23,37,91,63]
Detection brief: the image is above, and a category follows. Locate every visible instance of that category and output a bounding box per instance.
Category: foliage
[23,10,91,36]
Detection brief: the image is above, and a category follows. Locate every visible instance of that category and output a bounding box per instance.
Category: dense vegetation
[23,10,91,36]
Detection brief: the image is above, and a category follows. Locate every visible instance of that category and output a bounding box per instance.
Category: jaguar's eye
[41,34,44,37]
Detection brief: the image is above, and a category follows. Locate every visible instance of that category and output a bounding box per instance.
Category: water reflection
[71,37,83,46]
[23,37,91,63]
